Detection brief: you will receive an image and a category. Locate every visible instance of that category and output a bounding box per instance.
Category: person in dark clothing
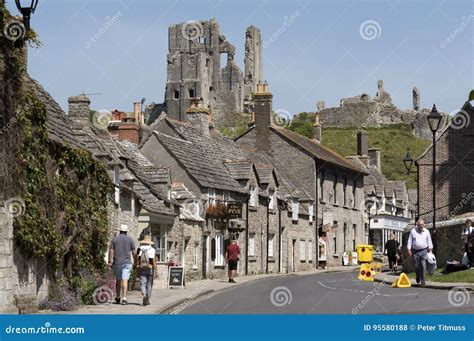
[225,236,240,283]
[384,233,399,272]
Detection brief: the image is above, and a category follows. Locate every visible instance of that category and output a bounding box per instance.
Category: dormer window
[249,186,258,207]
[309,202,314,222]
[292,199,299,221]
[113,166,120,205]
[269,190,275,210]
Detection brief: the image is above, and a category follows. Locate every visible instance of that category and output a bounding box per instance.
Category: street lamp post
[427,104,443,255]
[15,0,39,31]
[403,150,419,221]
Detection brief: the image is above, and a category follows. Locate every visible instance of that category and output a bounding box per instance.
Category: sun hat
[139,235,154,245]
[118,224,129,232]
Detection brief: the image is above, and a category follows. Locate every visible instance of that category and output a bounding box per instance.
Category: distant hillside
[288,113,431,189]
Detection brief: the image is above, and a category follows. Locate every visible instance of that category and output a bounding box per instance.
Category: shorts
[228,260,238,271]
[113,263,132,280]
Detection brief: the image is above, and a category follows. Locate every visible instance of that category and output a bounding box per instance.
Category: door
[202,235,208,279]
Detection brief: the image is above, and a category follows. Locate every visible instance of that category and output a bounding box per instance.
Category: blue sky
[7,0,474,116]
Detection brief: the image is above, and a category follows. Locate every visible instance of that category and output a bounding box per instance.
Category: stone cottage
[235,83,369,267]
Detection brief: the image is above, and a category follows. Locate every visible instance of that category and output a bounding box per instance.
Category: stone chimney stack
[413,87,420,111]
[368,148,381,171]
[107,109,139,144]
[253,80,272,153]
[357,131,369,166]
[186,98,210,136]
[68,95,91,124]
[133,102,141,124]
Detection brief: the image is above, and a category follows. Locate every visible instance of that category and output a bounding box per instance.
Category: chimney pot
[133,102,141,123]
[312,112,322,143]
[256,81,262,93]
[263,80,268,93]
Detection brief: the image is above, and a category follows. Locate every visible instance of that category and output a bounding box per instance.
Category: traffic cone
[374,261,382,274]
[358,263,374,282]
[391,272,411,288]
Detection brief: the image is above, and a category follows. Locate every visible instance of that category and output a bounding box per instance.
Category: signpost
[168,266,185,289]
[227,202,243,219]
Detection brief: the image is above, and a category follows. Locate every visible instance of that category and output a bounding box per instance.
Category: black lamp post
[427,104,443,255]
[15,0,39,30]
[403,150,419,221]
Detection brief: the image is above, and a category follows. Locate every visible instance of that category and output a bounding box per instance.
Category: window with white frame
[215,234,224,266]
[113,166,120,205]
[152,224,170,262]
[224,191,231,203]
[269,190,275,210]
[309,202,314,222]
[308,240,313,262]
[192,242,198,269]
[300,239,306,261]
[248,233,256,256]
[268,234,274,257]
[208,188,216,206]
[292,200,299,221]
[249,186,258,207]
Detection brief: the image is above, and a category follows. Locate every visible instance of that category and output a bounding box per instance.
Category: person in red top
[225,236,240,283]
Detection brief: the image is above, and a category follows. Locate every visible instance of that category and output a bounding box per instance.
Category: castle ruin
[164,18,262,127]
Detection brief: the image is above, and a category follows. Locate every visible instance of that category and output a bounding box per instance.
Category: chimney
[312,111,322,143]
[134,102,141,124]
[68,95,91,124]
[253,80,273,153]
[107,109,139,144]
[368,148,381,171]
[356,131,369,166]
[186,98,210,136]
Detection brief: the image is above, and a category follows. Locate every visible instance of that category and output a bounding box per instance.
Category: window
[153,224,170,262]
[308,240,313,262]
[131,196,135,215]
[268,234,274,257]
[343,223,347,251]
[215,234,224,266]
[248,233,256,256]
[309,202,314,223]
[320,171,325,201]
[224,191,231,203]
[249,186,258,207]
[192,243,198,269]
[300,240,306,261]
[292,200,299,221]
[208,188,216,206]
[352,180,357,207]
[352,224,357,251]
[343,177,348,206]
[211,238,216,261]
[269,190,275,210]
[333,237,337,254]
[333,175,338,204]
[113,166,120,205]
[174,89,180,99]
[188,88,195,98]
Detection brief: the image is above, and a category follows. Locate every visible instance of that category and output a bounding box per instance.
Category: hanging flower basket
[206,203,228,219]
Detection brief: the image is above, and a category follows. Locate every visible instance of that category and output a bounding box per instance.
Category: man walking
[462,219,474,266]
[108,224,137,305]
[135,235,157,306]
[225,236,240,283]
[407,219,433,286]
[384,233,399,272]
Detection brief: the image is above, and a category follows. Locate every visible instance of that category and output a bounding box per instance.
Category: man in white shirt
[135,235,157,306]
[407,219,433,285]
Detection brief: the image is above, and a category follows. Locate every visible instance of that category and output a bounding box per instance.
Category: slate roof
[223,160,253,180]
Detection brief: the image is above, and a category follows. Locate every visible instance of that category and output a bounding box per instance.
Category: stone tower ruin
[165,18,263,127]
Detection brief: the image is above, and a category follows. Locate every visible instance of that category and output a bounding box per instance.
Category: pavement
[373,270,474,290]
[39,265,359,315]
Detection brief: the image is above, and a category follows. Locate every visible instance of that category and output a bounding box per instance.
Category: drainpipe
[314,158,319,269]
[278,202,282,273]
[245,195,249,275]
[266,196,270,273]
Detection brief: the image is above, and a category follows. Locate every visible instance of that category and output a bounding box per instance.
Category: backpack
[139,247,152,270]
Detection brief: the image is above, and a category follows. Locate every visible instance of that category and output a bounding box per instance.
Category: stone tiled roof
[407,189,417,211]
[223,160,253,180]
[269,126,370,174]
[254,164,273,184]
[25,75,176,217]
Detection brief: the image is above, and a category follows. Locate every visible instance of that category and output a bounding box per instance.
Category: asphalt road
[180,270,474,314]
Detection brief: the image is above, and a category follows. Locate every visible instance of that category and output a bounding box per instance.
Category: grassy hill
[289,113,431,189]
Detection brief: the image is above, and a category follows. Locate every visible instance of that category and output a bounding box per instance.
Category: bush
[38,281,79,311]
